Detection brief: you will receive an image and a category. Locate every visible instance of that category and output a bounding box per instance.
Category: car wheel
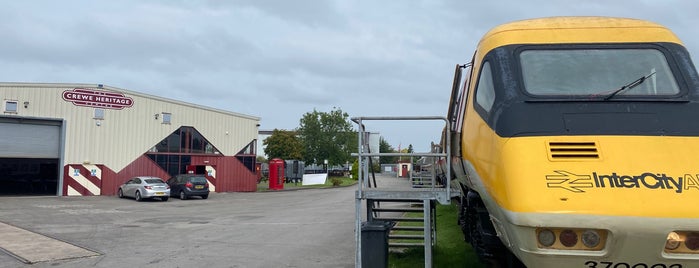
[117,189,124,198]
[202,194,208,200]
[161,197,169,202]
[135,191,142,202]
[179,190,187,200]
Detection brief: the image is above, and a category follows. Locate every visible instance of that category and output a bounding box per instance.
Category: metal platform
[351,116,455,268]
[357,188,457,204]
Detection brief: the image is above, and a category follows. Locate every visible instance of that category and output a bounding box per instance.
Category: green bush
[351,160,358,180]
[330,177,343,186]
[350,160,381,180]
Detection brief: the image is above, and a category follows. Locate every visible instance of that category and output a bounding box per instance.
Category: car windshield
[145,178,164,184]
[519,48,680,97]
[190,177,207,183]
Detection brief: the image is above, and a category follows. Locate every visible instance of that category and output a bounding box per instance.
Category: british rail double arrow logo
[545,170,594,193]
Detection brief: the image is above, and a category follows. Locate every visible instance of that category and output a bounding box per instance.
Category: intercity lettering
[592,172,699,193]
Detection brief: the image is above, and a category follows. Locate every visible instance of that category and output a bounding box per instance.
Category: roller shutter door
[0,121,60,158]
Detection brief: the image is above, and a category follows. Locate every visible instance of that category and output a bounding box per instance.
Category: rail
[351,116,453,268]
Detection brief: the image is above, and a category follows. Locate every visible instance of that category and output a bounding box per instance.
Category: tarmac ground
[0,184,358,268]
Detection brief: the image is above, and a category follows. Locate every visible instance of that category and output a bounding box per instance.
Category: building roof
[0,82,260,121]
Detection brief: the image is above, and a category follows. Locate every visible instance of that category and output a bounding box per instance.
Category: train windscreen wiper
[602,71,656,100]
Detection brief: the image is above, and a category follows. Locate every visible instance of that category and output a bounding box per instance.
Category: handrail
[352,115,451,268]
[351,116,451,196]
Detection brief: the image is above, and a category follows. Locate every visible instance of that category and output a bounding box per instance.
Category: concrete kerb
[257,180,359,192]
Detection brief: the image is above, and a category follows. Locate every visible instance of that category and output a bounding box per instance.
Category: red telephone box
[401,164,409,178]
[269,158,285,190]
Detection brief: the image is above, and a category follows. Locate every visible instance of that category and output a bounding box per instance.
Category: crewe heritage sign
[62,88,133,110]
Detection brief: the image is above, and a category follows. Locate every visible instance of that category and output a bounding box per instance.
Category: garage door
[0,121,61,158]
[0,119,62,195]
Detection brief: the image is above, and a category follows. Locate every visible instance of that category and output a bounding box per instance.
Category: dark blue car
[166,174,210,200]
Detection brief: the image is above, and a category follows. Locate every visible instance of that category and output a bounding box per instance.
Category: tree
[298,107,357,166]
[263,129,303,160]
[407,144,418,164]
[379,136,397,164]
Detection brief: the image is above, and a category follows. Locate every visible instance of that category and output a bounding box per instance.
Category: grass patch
[388,203,485,268]
[256,177,483,266]
[256,176,356,191]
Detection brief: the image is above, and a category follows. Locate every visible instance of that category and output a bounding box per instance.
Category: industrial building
[0,83,260,196]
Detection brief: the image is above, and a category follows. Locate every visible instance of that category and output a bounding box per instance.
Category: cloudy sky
[1,1,698,154]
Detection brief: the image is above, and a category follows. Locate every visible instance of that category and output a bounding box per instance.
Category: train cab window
[475,62,496,112]
[520,48,680,98]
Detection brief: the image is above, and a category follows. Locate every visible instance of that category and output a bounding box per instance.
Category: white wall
[0,83,260,171]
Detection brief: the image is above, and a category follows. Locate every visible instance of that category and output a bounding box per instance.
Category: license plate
[155,192,165,195]
[195,185,204,189]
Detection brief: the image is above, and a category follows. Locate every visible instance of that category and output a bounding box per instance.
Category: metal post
[355,118,364,268]
[423,199,432,268]
[350,116,452,267]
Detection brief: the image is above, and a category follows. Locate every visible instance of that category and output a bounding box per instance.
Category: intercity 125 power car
[442,16,699,268]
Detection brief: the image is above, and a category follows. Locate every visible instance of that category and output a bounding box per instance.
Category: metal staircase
[352,116,458,268]
[375,200,436,249]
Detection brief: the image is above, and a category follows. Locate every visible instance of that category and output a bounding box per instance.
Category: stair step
[368,199,425,203]
[390,234,425,240]
[392,226,425,231]
[372,207,424,213]
[389,242,425,248]
[374,217,423,222]
[411,185,445,189]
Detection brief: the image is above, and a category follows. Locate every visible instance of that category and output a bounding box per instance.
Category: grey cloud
[1,0,699,153]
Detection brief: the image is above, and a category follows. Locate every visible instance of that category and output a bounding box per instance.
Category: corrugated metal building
[0,83,260,196]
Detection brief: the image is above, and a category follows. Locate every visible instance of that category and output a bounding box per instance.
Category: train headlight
[581,230,601,248]
[665,232,681,250]
[537,229,556,247]
[686,232,699,250]
[664,231,699,254]
[535,227,607,250]
[560,229,578,247]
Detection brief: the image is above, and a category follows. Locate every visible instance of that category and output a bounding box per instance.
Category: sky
[1,1,698,155]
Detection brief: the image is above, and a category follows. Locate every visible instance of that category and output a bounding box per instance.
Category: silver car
[117,176,170,201]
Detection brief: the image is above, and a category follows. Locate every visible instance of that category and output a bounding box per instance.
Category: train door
[447,60,474,182]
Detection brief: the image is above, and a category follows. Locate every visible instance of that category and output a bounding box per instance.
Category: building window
[236,140,258,173]
[4,100,18,113]
[147,126,221,154]
[146,126,222,177]
[162,113,171,124]
[94,108,104,119]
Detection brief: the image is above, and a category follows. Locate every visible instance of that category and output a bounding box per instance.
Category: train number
[585,261,682,268]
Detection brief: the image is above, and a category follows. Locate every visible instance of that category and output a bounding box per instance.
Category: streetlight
[324,159,328,173]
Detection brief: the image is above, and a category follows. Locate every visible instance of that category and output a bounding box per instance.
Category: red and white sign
[62,88,133,110]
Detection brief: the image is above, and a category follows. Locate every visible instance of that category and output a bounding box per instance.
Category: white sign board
[302,173,327,185]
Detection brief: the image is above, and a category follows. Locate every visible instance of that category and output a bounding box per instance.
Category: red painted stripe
[62,176,93,196]
[206,175,217,186]
[71,165,102,189]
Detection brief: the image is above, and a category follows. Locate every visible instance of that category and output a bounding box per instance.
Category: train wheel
[466,191,525,268]
[502,251,526,268]
[469,199,491,263]
[457,194,471,243]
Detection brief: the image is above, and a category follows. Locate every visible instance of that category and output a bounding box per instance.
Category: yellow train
[445,17,699,267]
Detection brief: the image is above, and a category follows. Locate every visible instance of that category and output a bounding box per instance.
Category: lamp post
[324,159,328,173]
